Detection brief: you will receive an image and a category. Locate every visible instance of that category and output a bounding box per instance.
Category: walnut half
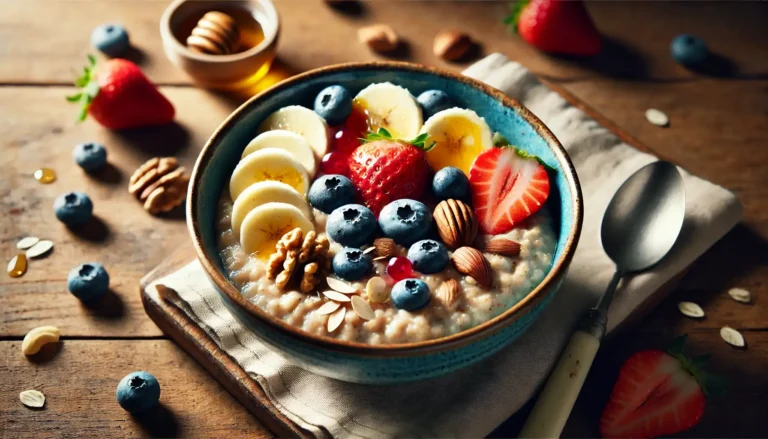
[266,228,330,293]
[129,157,190,214]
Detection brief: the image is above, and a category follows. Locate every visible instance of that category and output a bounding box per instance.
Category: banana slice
[229,148,310,201]
[231,181,312,240]
[258,106,329,160]
[243,130,317,177]
[240,202,315,260]
[353,82,423,139]
[421,108,493,174]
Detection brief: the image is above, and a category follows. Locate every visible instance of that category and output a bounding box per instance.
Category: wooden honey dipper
[186,11,240,55]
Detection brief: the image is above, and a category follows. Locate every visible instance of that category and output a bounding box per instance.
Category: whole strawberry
[348,129,432,216]
[600,336,724,439]
[67,55,174,130]
[507,0,601,56]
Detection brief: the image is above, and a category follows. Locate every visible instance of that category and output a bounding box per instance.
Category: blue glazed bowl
[188,62,583,384]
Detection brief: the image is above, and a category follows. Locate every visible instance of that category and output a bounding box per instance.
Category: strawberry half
[601,336,724,439]
[67,55,174,130]
[468,147,550,235]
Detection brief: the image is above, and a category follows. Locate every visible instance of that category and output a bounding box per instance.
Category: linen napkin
[147,53,742,438]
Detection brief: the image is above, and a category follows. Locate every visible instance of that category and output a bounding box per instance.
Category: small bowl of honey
[160,0,279,90]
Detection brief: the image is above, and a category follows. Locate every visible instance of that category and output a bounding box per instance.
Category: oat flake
[326,277,357,294]
[322,289,351,303]
[316,301,341,315]
[727,288,751,304]
[20,390,45,408]
[26,240,54,258]
[363,246,376,255]
[327,307,346,332]
[351,296,376,321]
[645,108,669,127]
[677,301,705,318]
[16,237,40,250]
[720,326,745,347]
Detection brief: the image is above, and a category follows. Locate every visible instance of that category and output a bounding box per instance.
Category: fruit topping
[308,174,357,214]
[116,371,161,414]
[229,148,310,201]
[91,23,130,57]
[509,0,602,57]
[407,239,449,274]
[330,106,368,155]
[332,247,373,281]
[433,199,478,249]
[73,142,108,173]
[240,202,315,260]
[319,151,350,177]
[349,135,431,216]
[378,199,432,246]
[243,130,317,177]
[417,90,457,121]
[469,147,550,234]
[670,34,709,68]
[53,191,93,227]
[386,256,413,282]
[232,181,311,240]
[67,262,110,303]
[432,166,470,201]
[390,278,430,311]
[326,204,377,247]
[314,85,353,126]
[258,105,330,160]
[353,82,423,139]
[421,108,493,174]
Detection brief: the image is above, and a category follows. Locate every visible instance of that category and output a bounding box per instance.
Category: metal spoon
[519,161,686,438]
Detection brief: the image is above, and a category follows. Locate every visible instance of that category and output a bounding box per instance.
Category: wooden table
[2,1,767,437]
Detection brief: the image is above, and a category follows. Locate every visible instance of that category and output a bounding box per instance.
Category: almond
[482,238,521,257]
[435,279,460,310]
[373,237,397,258]
[451,247,492,288]
[434,199,478,249]
[358,24,399,53]
[433,30,473,61]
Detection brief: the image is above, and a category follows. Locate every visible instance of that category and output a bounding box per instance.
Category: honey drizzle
[7,254,27,278]
[33,168,56,184]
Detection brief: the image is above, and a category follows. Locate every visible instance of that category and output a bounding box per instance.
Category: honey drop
[33,168,56,184]
[7,254,27,278]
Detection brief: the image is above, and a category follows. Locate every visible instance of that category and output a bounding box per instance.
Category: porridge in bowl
[216,82,557,345]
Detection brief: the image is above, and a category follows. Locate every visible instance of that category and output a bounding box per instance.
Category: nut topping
[129,157,189,215]
[433,30,473,61]
[434,199,478,249]
[482,238,521,257]
[451,247,493,288]
[358,24,399,53]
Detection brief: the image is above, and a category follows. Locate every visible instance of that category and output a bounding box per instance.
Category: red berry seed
[386,256,413,282]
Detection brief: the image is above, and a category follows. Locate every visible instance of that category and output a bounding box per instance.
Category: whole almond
[482,238,521,257]
[434,199,478,249]
[435,279,460,310]
[451,247,492,288]
[373,237,397,258]
[358,24,399,53]
[433,30,473,61]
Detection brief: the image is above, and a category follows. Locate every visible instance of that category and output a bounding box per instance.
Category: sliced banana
[354,82,423,140]
[229,148,310,201]
[243,130,317,177]
[258,106,329,160]
[240,202,315,260]
[421,108,493,174]
[231,181,312,240]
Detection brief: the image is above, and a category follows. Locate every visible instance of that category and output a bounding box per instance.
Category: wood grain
[0,340,270,438]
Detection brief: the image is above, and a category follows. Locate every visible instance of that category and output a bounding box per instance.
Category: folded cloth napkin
[148,53,742,438]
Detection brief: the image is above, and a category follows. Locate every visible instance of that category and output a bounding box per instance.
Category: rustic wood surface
[1,0,767,437]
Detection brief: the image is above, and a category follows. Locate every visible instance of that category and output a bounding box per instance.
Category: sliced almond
[351,296,376,321]
[677,301,705,318]
[322,290,351,303]
[316,301,341,315]
[372,256,388,262]
[19,390,45,408]
[366,276,389,303]
[26,240,54,258]
[727,288,751,304]
[327,307,346,332]
[435,279,460,310]
[16,237,40,250]
[363,246,376,255]
[482,238,521,257]
[720,326,745,347]
[326,276,357,294]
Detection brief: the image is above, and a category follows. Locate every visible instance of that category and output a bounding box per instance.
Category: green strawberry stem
[503,0,529,33]
[66,55,100,122]
[667,334,727,397]
[361,128,436,152]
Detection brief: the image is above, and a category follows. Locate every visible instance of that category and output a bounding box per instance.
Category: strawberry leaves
[66,55,100,122]
[362,128,436,151]
[667,334,728,398]
[503,0,529,32]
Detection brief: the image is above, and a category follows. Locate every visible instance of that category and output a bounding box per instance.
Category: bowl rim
[160,0,280,63]
[187,61,584,357]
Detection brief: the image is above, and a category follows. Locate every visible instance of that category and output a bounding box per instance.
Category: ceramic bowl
[160,0,279,90]
[188,62,583,384]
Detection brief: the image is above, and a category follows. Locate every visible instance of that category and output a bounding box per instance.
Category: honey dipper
[186,11,240,55]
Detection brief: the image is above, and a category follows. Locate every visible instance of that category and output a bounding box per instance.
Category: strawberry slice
[600,336,723,439]
[468,147,550,234]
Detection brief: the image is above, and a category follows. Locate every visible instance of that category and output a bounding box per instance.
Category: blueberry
[91,23,130,57]
[73,142,107,172]
[326,204,377,246]
[391,279,430,311]
[378,199,432,246]
[314,85,352,126]
[67,263,110,302]
[432,166,470,201]
[407,239,449,274]
[670,34,708,67]
[53,192,93,227]
[332,247,373,281]
[116,371,161,414]
[417,90,455,120]
[308,174,356,213]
